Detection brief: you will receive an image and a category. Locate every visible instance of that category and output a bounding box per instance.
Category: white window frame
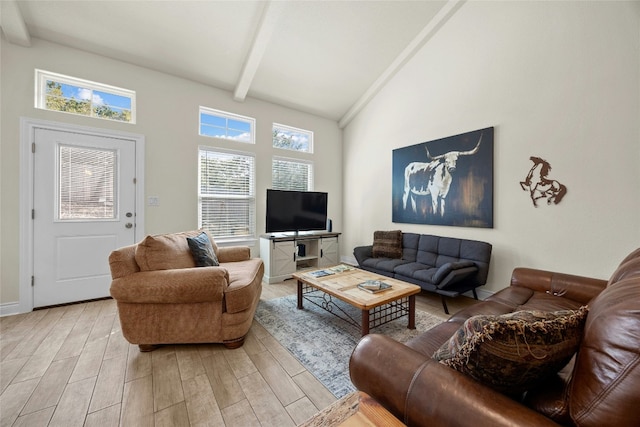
[199,107,255,144]
[273,123,314,153]
[35,69,136,123]
[198,146,256,244]
[272,156,314,191]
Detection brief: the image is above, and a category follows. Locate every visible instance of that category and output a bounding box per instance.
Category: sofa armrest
[110,267,229,304]
[511,267,607,304]
[218,246,250,263]
[350,334,560,427]
[353,245,373,265]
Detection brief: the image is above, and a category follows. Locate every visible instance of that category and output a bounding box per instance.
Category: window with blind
[58,145,117,220]
[272,157,313,191]
[198,147,256,242]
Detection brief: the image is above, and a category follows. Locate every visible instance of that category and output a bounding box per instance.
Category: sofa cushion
[362,257,409,275]
[187,232,220,267]
[135,230,220,272]
[372,230,403,259]
[433,306,588,394]
[394,263,437,282]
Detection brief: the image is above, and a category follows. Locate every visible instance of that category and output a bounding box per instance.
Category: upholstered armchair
[109,230,263,351]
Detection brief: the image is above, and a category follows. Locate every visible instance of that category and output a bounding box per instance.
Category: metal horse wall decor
[520,156,567,207]
[392,127,494,228]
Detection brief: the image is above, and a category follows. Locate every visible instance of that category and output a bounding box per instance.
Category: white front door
[32,128,137,307]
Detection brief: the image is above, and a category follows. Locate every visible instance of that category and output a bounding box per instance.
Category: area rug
[254,294,445,398]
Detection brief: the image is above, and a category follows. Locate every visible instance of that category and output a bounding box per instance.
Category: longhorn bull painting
[392,127,493,228]
[520,156,567,207]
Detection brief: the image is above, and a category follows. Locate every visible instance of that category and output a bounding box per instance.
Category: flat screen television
[266,189,328,234]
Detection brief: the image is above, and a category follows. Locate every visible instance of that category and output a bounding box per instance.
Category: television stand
[259,232,340,284]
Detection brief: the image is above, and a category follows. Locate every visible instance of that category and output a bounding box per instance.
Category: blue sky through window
[48,81,131,109]
[199,110,253,143]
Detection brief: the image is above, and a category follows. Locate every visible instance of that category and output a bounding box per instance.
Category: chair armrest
[110,267,229,304]
[350,334,560,427]
[511,267,607,304]
[218,246,250,263]
[353,245,373,265]
[433,261,478,289]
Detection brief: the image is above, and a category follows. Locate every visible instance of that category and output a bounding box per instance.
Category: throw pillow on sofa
[432,306,588,394]
[372,230,403,258]
[187,231,220,267]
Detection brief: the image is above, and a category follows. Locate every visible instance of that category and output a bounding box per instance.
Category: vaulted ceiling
[1,0,463,127]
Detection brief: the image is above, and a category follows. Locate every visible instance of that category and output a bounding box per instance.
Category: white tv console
[259,232,340,284]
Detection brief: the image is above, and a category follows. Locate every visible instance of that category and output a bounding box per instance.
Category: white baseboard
[0,302,21,317]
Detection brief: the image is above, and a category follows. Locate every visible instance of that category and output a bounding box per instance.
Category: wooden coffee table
[293,266,422,336]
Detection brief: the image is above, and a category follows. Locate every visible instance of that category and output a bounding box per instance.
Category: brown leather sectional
[350,248,640,426]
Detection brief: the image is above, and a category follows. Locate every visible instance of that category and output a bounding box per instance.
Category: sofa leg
[441,296,450,315]
[138,344,159,352]
[472,289,479,300]
[223,336,245,349]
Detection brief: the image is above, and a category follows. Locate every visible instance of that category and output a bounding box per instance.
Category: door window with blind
[272,157,313,191]
[58,144,117,220]
[198,147,256,242]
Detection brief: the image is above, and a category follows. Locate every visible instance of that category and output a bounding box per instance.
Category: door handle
[125,223,133,229]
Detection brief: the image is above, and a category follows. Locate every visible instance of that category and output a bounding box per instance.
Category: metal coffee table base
[297,282,416,336]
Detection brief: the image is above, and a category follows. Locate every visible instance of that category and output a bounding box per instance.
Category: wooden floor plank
[48,376,96,427]
[183,374,225,427]
[292,370,337,412]
[238,371,296,427]
[120,375,154,427]
[21,356,78,415]
[285,396,323,426]
[175,345,206,382]
[84,403,120,427]
[125,344,152,382]
[88,355,126,413]
[202,352,245,410]
[12,406,55,427]
[151,348,185,412]
[248,350,305,406]
[155,401,191,427]
[220,399,261,427]
[0,377,40,427]
[222,347,258,379]
[0,356,29,394]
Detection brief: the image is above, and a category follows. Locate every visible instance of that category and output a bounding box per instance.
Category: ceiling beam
[0,0,32,47]
[234,1,284,102]
[338,0,465,129]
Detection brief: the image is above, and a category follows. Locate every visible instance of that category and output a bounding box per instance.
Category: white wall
[0,38,342,306]
[342,1,640,293]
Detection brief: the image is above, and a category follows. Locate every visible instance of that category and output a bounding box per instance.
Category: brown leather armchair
[350,248,640,426]
[109,230,263,351]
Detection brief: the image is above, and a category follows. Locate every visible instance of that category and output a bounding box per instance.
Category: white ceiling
[1,0,463,126]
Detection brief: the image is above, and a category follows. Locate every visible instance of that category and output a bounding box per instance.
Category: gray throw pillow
[186,232,219,267]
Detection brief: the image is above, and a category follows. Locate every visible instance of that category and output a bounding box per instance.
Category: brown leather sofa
[350,248,640,426]
[109,230,263,351]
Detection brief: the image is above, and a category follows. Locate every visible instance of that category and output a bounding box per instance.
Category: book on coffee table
[308,269,335,278]
[357,280,391,293]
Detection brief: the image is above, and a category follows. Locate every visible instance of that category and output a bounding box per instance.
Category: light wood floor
[0,280,478,427]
